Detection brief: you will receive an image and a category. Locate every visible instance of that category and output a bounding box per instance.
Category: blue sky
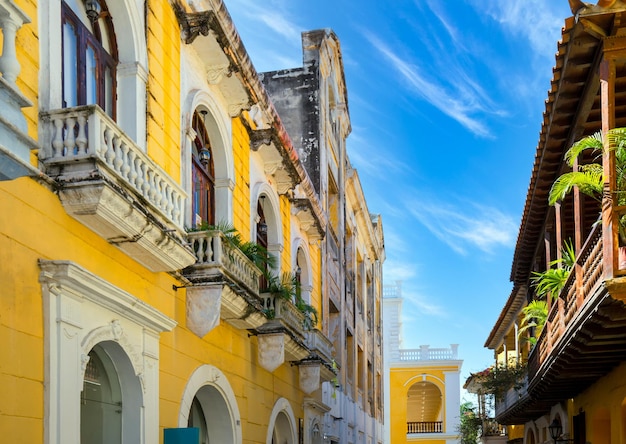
[225,0,573,386]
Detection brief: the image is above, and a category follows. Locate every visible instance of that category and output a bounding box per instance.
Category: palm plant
[549,127,626,209]
[517,300,548,345]
[264,272,318,329]
[530,239,576,300]
[188,221,276,270]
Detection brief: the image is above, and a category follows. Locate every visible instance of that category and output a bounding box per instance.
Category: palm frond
[517,300,548,342]
[564,131,603,166]
[548,169,603,205]
[531,268,570,300]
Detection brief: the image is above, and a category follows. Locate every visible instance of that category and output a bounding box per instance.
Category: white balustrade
[187,230,262,294]
[399,344,459,361]
[0,0,30,85]
[306,328,334,361]
[41,105,185,228]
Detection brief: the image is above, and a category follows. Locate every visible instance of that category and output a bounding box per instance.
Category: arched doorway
[267,398,296,444]
[271,412,294,444]
[178,365,241,444]
[187,385,235,443]
[80,341,142,444]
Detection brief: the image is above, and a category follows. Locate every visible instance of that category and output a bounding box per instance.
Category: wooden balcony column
[600,35,626,279]
[572,154,586,310]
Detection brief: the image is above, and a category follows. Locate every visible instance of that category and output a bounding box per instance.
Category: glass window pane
[63,21,78,108]
[86,44,97,105]
[105,65,113,116]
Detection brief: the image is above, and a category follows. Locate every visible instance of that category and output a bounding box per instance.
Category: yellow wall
[389,364,458,444]
[146,0,182,180]
[572,361,626,444]
[232,117,251,237]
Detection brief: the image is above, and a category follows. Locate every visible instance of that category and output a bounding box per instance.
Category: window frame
[61,0,117,118]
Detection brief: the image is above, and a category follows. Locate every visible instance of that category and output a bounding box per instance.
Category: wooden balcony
[40,105,195,272]
[497,225,626,424]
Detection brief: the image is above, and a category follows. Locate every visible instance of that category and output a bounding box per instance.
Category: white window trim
[38,0,148,148]
[40,259,176,444]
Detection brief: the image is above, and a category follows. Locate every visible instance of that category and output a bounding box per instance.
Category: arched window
[192,110,215,227]
[62,0,117,117]
[257,198,269,290]
[81,345,122,444]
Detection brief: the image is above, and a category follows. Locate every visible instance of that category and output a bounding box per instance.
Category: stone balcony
[40,105,195,272]
[259,294,310,362]
[183,230,267,336]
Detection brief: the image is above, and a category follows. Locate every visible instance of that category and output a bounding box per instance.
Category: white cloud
[403,290,447,318]
[364,32,497,138]
[383,258,419,282]
[406,194,517,255]
[258,11,301,42]
[475,0,566,61]
[347,130,414,180]
[223,0,302,71]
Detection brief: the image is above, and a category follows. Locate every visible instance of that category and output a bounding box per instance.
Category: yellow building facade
[0,1,385,443]
[383,283,462,444]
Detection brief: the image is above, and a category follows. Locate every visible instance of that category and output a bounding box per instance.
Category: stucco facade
[0,0,384,443]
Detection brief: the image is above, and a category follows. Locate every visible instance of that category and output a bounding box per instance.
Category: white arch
[524,422,538,444]
[404,373,445,388]
[266,397,297,444]
[182,89,235,226]
[83,340,143,444]
[178,364,242,444]
[549,404,570,437]
[251,182,284,268]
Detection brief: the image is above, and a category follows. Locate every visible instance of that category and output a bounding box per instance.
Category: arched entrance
[266,398,297,444]
[407,380,443,433]
[178,365,242,444]
[80,341,142,444]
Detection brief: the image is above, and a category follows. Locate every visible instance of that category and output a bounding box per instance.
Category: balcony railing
[39,105,195,272]
[407,421,443,434]
[306,328,334,363]
[494,375,528,418]
[41,105,185,228]
[186,230,262,294]
[260,294,307,335]
[530,225,603,376]
[400,344,458,361]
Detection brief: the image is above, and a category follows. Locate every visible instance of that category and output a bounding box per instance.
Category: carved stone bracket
[173,4,217,45]
[250,128,276,151]
[257,331,285,372]
[186,284,222,338]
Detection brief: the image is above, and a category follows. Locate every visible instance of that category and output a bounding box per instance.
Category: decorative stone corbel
[298,361,321,394]
[186,284,222,338]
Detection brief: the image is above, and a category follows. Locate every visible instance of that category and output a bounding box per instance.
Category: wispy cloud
[222,0,302,71]
[347,130,415,180]
[475,0,566,61]
[403,290,447,318]
[364,32,497,138]
[257,11,301,42]
[406,194,517,255]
